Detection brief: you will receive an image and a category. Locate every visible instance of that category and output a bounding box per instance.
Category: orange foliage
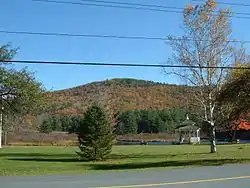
[233,120,250,131]
[186,4,194,14]
[43,79,195,125]
[207,0,217,9]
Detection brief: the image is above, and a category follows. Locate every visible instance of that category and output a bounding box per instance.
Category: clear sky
[1,0,250,90]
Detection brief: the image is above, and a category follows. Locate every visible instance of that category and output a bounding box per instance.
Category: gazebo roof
[179,119,196,126]
[175,114,198,131]
[176,125,199,131]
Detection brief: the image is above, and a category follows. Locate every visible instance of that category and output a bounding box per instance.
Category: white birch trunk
[210,121,216,153]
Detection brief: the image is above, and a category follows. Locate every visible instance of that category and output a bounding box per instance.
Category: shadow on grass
[5,152,209,162]
[107,152,209,160]
[0,153,76,158]
[91,159,250,170]
[7,152,250,170]
[8,157,80,162]
[9,158,249,169]
[0,152,208,162]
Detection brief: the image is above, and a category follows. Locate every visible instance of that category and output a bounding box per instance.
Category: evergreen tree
[39,119,53,133]
[165,121,176,134]
[159,109,173,122]
[117,111,138,134]
[51,116,61,131]
[115,122,125,135]
[68,116,81,133]
[60,116,72,132]
[154,115,166,133]
[133,110,141,123]
[76,103,114,161]
[137,110,150,133]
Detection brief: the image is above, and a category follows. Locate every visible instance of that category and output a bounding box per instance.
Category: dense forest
[38,115,81,134]
[38,108,195,135]
[115,108,189,135]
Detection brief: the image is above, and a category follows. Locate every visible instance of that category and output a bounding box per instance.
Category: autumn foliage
[44,79,195,126]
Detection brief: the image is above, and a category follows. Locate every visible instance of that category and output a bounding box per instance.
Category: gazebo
[175,114,201,144]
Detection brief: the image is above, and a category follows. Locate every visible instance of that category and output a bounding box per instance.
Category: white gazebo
[175,114,201,144]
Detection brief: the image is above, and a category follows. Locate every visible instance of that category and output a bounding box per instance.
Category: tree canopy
[0,44,45,132]
[1,67,45,115]
[217,65,250,123]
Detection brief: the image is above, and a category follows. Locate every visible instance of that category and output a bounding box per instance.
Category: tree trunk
[210,124,216,153]
[233,129,237,141]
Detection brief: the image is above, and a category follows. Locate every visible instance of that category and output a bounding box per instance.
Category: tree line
[115,108,189,135]
[38,115,81,134]
[38,108,193,135]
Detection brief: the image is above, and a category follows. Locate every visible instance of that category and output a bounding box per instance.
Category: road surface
[1,164,250,188]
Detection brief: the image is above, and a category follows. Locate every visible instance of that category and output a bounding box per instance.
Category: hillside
[45,78,195,123]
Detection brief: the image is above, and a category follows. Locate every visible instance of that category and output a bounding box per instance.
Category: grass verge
[0,144,250,176]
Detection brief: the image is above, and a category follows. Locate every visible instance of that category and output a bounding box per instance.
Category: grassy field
[1,144,250,176]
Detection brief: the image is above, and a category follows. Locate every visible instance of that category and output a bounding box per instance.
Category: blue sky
[1,0,250,90]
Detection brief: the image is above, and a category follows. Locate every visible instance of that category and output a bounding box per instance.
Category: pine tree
[39,119,52,133]
[76,103,114,161]
[117,111,138,134]
[124,111,138,134]
[68,116,81,134]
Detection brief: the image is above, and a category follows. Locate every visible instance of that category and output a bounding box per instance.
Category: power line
[1,30,250,43]
[31,0,250,19]
[4,60,250,70]
[192,0,250,7]
[80,0,250,16]
[0,30,167,41]
[80,0,183,10]
[32,0,183,14]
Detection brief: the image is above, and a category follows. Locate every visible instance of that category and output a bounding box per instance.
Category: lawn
[1,144,250,176]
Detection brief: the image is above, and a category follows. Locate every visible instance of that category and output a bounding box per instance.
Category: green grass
[1,144,250,176]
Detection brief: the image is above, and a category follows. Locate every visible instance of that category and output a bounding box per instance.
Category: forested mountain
[16,78,198,131]
[46,78,195,121]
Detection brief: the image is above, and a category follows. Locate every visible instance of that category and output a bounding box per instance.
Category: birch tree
[166,0,235,153]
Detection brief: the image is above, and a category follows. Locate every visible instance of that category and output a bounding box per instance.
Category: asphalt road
[1,164,250,188]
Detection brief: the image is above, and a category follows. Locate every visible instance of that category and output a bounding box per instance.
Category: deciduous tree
[217,62,250,130]
[0,44,45,147]
[166,0,235,152]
